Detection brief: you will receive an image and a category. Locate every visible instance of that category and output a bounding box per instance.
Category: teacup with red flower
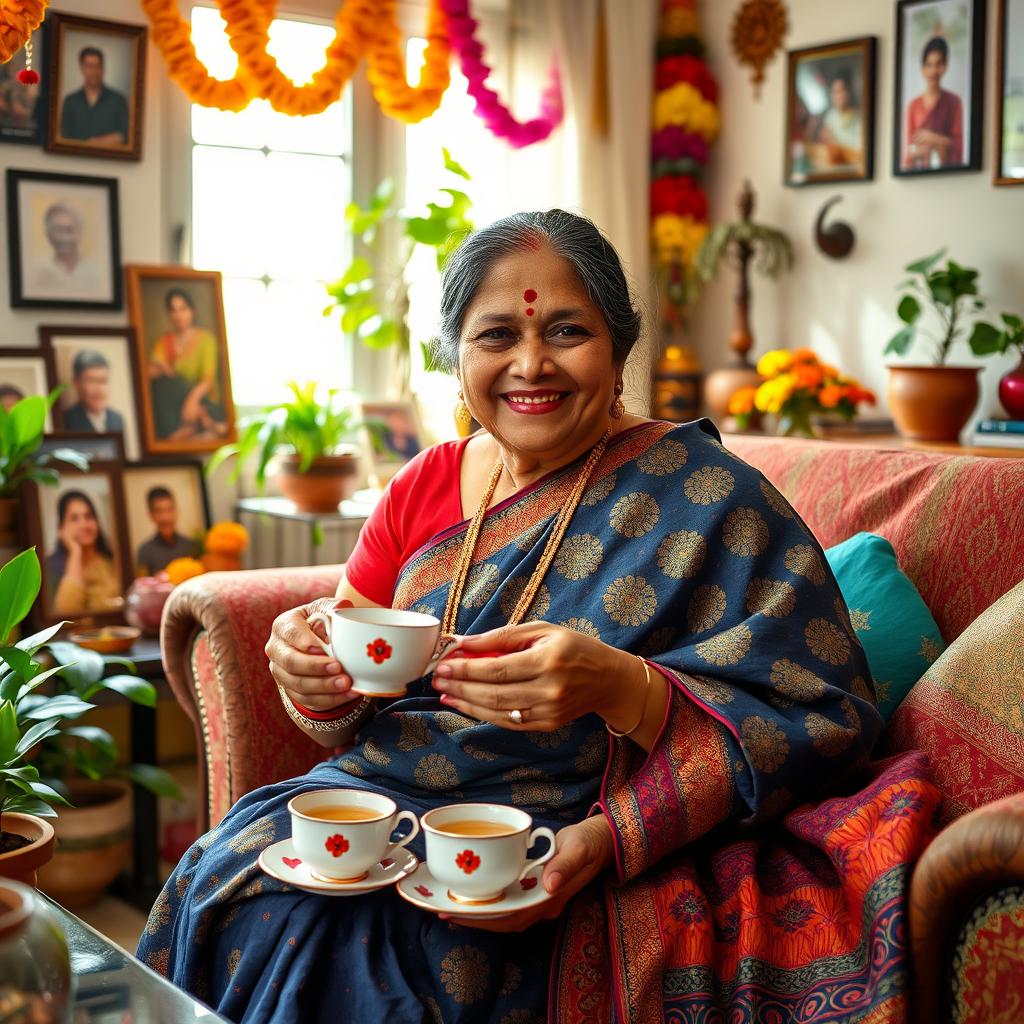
[306,605,444,698]
[288,789,419,884]
[421,803,556,905]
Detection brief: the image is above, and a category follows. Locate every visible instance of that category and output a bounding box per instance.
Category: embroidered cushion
[885,579,1024,822]
[825,532,944,719]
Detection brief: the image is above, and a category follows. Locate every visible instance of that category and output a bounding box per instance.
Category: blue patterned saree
[139,420,936,1024]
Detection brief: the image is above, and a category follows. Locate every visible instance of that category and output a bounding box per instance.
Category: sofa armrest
[160,565,344,831]
[909,792,1024,1024]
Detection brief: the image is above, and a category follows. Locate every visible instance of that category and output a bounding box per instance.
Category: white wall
[691,0,1024,422]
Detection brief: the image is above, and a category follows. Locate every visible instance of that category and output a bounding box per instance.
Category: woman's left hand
[441,815,614,933]
[432,622,632,731]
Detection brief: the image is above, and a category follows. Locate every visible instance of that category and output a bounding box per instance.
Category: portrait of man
[135,486,200,576]
[62,350,124,434]
[0,385,25,413]
[59,45,128,146]
[30,202,103,300]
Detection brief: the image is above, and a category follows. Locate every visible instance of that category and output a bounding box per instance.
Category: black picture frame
[893,0,986,177]
[5,168,122,310]
[994,0,1024,186]
[37,431,126,463]
[0,21,49,146]
[785,37,877,187]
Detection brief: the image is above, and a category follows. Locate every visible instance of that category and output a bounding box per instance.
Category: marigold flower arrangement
[163,522,250,585]
[729,349,876,437]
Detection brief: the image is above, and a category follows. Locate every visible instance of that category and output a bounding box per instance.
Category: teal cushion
[824,532,945,720]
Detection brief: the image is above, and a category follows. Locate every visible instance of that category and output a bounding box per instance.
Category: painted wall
[691,0,1024,424]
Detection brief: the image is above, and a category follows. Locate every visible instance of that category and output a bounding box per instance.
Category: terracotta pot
[0,813,55,887]
[276,452,359,514]
[887,365,981,442]
[0,497,18,548]
[999,354,1024,420]
[36,780,131,909]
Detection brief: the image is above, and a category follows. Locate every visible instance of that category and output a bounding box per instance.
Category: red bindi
[525,308,535,316]
[523,289,538,303]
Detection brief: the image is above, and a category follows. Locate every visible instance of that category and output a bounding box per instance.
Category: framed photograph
[40,325,142,460]
[361,400,424,485]
[123,461,209,577]
[995,0,1024,185]
[0,22,48,145]
[125,265,237,456]
[785,38,877,186]
[0,347,57,428]
[26,461,130,626]
[38,431,125,464]
[45,12,146,161]
[5,168,121,309]
[894,0,985,176]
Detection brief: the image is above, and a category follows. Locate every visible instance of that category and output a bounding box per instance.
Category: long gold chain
[440,430,612,637]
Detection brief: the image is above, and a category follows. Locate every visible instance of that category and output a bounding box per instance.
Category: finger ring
[508,709,524,725]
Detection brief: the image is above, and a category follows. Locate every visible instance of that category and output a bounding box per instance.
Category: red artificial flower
[455,849,481,874]
[651,176,708,219]
[655,55,719,102]
[325,833,350,858]
[366,638,393,664]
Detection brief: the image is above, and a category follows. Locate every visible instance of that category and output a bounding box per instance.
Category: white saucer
[396,862,553,919]
[258,838,418,896]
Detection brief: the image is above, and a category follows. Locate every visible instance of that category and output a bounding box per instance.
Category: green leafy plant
[207,382,360,491]
[969,313,1024,359]
[0,391,88,497]
[695,220,795,284]
[323,147,474,374]
[886,249,998,366]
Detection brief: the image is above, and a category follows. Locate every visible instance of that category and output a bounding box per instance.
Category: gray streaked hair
[72,350,110,377]
[430,210,643,373]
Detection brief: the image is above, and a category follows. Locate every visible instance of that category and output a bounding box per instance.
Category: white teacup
[421,803,556,905]
[288,789,419,883]
[307,605,447,698]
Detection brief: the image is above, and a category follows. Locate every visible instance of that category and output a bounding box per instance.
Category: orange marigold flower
[205,521,250,555]
[792,364,824,390]
[728,387,757,415]
[791,348,819,365]
[818,386,844,409]
[165,557,207,587]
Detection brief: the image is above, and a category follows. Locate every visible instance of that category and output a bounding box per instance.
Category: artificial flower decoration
[204,521,250,555]
[455,849,481,874]
[325,834,350,857]
[366,638,393,664]
[164,557,208,587]
[0,0,47,65]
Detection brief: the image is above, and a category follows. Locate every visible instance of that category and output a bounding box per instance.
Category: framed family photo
[125,265,237,456]
[995,0,1024,185]
[38,431,125,464]
[40,325,142,460]
[894,0,985,176]
[26,461,130,626]
[361,400,424,485]
[785,38,877,186]
[0,348,56,424]
[123,462,208,577]
[5,168,122,309]
[46,12,146,161]
[0,22,47,145]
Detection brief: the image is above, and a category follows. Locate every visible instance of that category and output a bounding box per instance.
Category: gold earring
[454,390,473,438]
[610,384,625,420]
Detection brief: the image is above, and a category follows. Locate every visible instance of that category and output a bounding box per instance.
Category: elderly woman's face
[458,246,618,457]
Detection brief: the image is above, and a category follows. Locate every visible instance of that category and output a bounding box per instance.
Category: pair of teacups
[288,789,555,905]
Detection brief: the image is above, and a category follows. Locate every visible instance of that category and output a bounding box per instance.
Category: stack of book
[971,418,1024,448]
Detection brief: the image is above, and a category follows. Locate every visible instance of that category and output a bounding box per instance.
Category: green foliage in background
[0,391,88,497]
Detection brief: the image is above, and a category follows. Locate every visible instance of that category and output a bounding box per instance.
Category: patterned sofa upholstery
[161,435,1024,1024]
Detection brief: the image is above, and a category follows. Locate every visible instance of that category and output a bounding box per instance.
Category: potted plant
[969,313,1024,419]
[0,392,87,552]
[209,382,361,514]
[885,249,996,441]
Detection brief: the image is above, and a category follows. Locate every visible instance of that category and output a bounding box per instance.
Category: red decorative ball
[17,69,40,86]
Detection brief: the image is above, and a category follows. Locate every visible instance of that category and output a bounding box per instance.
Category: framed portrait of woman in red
[125,265,237,456]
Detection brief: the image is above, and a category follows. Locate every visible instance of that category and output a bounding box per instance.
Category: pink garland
[441,0,563,149]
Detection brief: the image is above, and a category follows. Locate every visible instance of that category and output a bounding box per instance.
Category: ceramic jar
[124,576,174,636]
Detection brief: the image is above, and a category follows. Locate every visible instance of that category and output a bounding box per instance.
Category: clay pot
[0,813,55,887]
[887,366,981,442]
[36,780,132,909]
[999,354,1024,419]
[276,452,359,514]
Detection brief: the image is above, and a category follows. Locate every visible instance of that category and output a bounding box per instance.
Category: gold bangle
[606,657,652,738]
[277,685,371,733]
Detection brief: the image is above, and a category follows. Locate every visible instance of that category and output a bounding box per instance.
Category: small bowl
[68,626,141,654]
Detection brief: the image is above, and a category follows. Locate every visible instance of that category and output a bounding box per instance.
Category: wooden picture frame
[893,0,986,177]
[38,431,126,464]
[26,459,131,628]
[360,399,424,486]
[994,0,1024,185]
[39,324,143,460]
[45,11,146,162]
[5,168,122,310]
[785,37,877,187]
[125,264,237,456]
[0,346,58,429]
[0,21,48,146]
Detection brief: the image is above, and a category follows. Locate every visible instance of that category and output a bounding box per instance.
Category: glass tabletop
[40,894,228,1023]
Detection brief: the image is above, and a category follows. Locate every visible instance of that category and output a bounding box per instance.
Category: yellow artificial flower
[754,374,796,414]
[653,82,720,141]
[652,214,707,267]
[756,349,795,379]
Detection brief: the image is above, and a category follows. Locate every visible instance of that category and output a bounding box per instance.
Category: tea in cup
[307,605,445,698]
[421,803,556,905]
[288,789,419,883]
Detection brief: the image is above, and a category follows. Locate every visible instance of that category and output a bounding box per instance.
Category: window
[189,8,353,405]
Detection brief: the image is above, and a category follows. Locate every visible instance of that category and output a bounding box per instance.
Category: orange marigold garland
[0,0,47,65]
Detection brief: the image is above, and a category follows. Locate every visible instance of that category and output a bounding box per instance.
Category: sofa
[161,435,1024,1024]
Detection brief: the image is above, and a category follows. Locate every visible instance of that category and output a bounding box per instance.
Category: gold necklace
[439,429,612,637]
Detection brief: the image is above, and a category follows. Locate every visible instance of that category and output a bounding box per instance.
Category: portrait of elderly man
[62,349,125,434]
[28,201,103,299]
[59,45,129,146]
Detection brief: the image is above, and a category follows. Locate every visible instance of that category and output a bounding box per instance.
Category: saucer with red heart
[258,838,418,896]
[395,861,553,918]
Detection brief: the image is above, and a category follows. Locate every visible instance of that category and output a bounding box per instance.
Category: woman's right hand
[265,599,356,712]
[58,523,82,560]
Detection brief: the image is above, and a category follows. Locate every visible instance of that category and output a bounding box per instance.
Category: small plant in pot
[885,249,997,442]
[209,382,361,515]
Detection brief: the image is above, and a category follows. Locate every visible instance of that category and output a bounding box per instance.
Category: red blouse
[345,438,471,605]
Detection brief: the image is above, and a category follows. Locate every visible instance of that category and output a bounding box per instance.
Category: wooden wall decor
[731,0,789,97]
